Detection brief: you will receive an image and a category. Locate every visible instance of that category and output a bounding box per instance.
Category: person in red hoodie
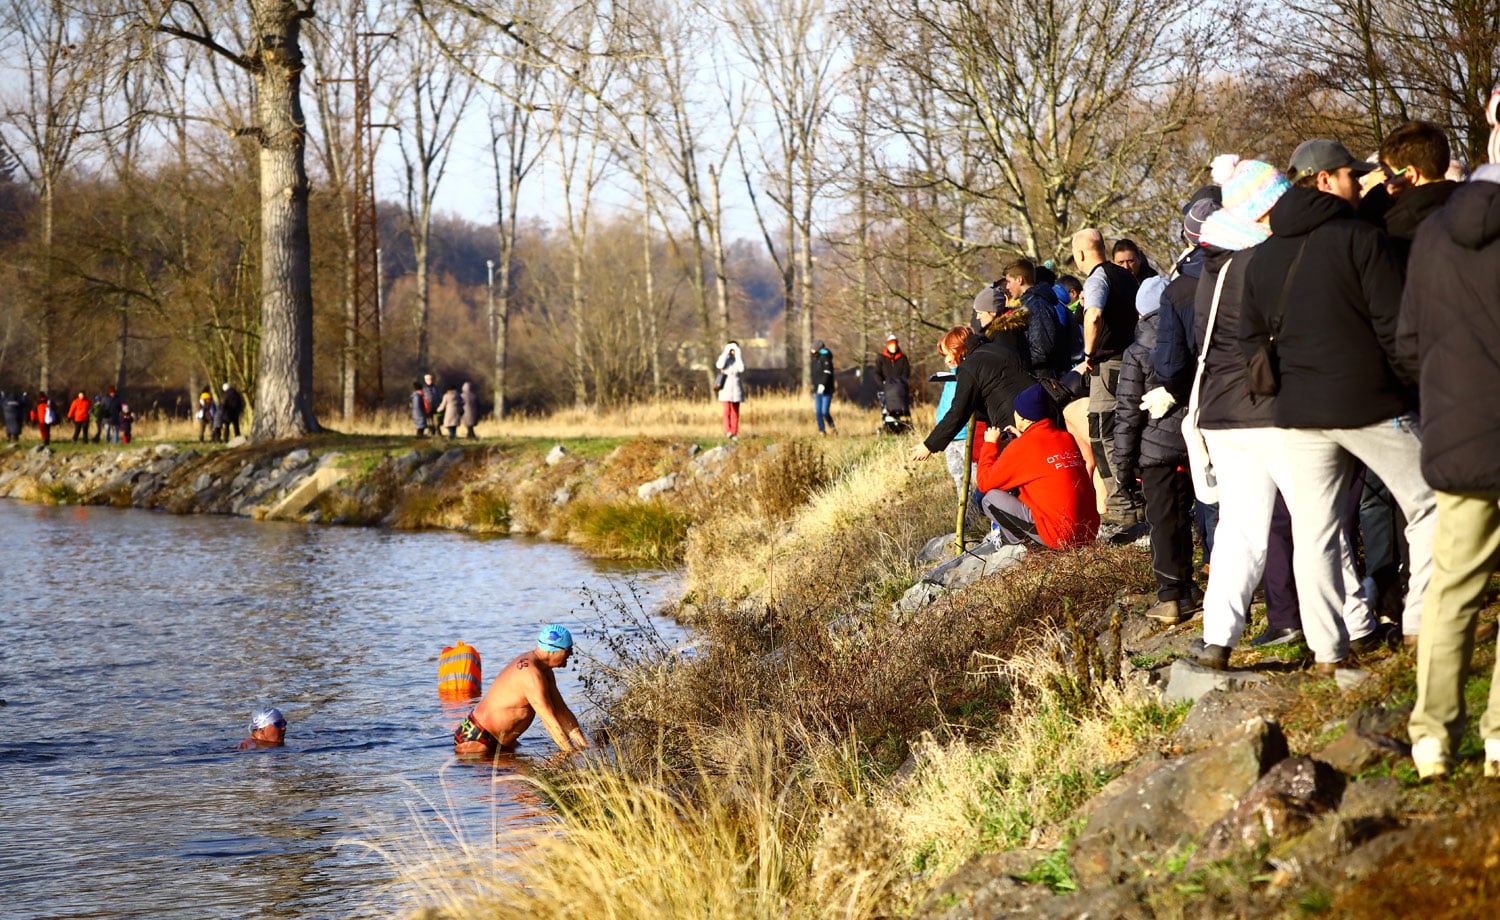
[32,392,53,446]
[976,384,1099,549]
[67,392,91,442]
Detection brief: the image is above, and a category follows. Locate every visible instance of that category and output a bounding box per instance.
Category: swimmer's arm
[523,669,590,752]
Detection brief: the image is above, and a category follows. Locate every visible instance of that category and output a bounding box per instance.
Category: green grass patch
[1018,844,1078,893]
[36,481,80,505]
[565,499,690,565]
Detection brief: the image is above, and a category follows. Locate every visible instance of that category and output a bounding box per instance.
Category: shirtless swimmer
[453,624,590,756]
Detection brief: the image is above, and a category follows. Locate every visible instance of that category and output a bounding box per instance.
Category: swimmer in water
[454,624,589,756]
[239,707,287,749]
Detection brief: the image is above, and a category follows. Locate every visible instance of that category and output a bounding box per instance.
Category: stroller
[877,376,912,435]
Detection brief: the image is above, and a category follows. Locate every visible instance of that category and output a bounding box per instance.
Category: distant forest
[2,0,1493,426]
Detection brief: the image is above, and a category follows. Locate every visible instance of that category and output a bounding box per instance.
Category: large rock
[912,850,1057,920]
[1162,658,1270,705]
[1191,756,1345,866]
[1314,704,1412,774]
[894,581,944,612]
[637,472,678,500]
[280,448,312,470]
[1070,718,1288,886]
[1173,685,1301,752]
[545,444,568,465]
[921,541,1026,590]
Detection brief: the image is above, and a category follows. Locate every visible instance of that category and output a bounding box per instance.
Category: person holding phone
[974,384,1098,550]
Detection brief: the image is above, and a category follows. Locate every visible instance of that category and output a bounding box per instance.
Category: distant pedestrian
[421,373,440,436]
[2,390,22,442]
[196,388,215,442]
[67,392,91,442]
[89,396,105,443]
[460,381,479,439]
[33,392,54,446]
[439,387,462,438]
[715,341,745,440]
[219,383,244,439]
[118,403,134,445]
[810,340,836,434]
[410,381,428,437]
[103,386,121,444]
[874,335,911,433]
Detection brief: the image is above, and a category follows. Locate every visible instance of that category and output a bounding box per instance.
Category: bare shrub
[750,440,828,521]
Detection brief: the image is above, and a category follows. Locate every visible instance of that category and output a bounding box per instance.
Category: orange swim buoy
[438,641,482,699]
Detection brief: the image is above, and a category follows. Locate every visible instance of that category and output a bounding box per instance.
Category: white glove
[1140,386,1177,419]
[816,385,825,395]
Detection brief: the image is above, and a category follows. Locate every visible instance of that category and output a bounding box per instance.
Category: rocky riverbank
[0,435,746,562]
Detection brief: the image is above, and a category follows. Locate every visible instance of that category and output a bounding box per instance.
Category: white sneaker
[1485,739,1500,779]
[1412,736,1448,780]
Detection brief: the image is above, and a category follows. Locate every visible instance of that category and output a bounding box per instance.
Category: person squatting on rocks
[810,340,836,434]
[974,383,1098,550]
[715,341,745,440]
[454,624,589,757]
[1397,91,1500,781]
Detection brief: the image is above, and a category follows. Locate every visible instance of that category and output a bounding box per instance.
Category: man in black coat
[1240,139,1436,667]
[220,383,245,438]
[1398,152,1500,780]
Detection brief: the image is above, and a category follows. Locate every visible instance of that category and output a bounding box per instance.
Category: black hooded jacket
[923,336,1034,453]
[1151,248,1207,399]
[1113,311,1187,474]
[1240,186,1410,429]
[1397,176,1500,492]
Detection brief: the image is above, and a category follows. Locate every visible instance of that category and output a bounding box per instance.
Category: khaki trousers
[1408,490,1500,754]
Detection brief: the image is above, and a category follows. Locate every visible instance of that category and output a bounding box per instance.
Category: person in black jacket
[1398,154,1500,780]
[810,340,836,434]
[911,328,1033,462]
[2,390,23,442]
[1358,120,1461,274]
[873,336,911,430]
[1240,139,1436,669]
[1113,295,1196,625]
[220,383,245,439]
[993,259,1071,378]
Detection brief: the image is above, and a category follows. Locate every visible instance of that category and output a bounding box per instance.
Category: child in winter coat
[1113,282,1198,624]
[118,403,134,445]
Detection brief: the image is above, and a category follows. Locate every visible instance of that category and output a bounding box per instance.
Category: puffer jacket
[410,391,427,427]
[1241,186,1409,428]
[1016,283,1070,376]
[875,348,910,416]
[1113,311,1187,475]
[923,336,1034,453]
[1397,172,1500,492]
[715,346,746,403]
[811,347,835,393]
[1151,248,1207,399]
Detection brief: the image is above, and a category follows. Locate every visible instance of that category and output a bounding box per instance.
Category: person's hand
[909,445,932,462]
[1140,387,1176,419]
[1003,425,1021,439]
[816,384,825,395]
[1116,467,1138,489]
[1073,359,1092,376]
[984,427,1003,443]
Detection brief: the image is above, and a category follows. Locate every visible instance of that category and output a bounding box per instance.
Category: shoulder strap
[1189,256,1234,407]
[1268,238,1310,336]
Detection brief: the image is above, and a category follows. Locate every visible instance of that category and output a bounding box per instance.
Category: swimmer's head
[249,707,287,743]
[538,624,574,653]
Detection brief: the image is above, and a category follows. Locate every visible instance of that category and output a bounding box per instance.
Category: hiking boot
[1313,658,1350,677]
[1350,624,1396,656]
[1186,637,1231,670]
[1485,739,1500,779]
[1248,627,1303,648]
[1145,600,1185,626]
[1412,736,1448,780]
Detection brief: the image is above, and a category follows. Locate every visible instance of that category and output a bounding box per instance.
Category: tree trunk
[250,0,319,441]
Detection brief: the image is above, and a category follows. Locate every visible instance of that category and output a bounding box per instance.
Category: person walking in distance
[715,341,746,440]
[810,340,836,435]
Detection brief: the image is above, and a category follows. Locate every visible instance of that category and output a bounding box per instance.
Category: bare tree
[0,0,103,393]
[723,0,844,389]
[150,0,320,439]
[392,4,476,377]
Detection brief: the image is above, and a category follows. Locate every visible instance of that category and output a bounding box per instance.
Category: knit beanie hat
[972,285,1003,316]
[1199,159,1290,251]
[1182,197,1221,245]
[1013,384,1050,422]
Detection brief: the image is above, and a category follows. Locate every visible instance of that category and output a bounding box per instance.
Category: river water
[0,501,684,919]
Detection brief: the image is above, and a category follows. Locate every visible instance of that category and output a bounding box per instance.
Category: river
[0,501,684,919]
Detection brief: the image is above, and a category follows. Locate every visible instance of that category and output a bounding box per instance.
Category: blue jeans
[814,392,833,432]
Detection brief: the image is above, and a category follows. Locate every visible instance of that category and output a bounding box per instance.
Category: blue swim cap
[250,707,286,732]
[538,624,574,652]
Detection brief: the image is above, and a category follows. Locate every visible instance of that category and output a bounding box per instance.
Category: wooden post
[954,416,976,556]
